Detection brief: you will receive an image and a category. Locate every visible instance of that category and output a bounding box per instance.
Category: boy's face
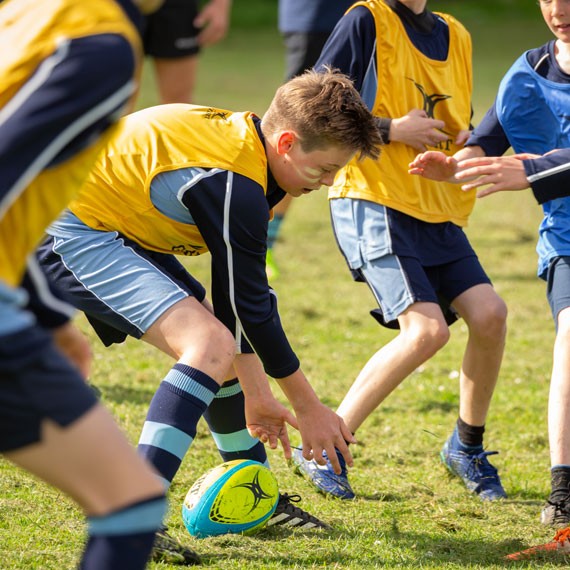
[271,131,356,197]
[540,0,570,43]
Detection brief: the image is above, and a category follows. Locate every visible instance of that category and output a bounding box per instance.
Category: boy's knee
[469,296,508,339]
[404,319,450,357]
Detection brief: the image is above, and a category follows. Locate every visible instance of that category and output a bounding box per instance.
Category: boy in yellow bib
[37,68,383,558]
[291,0,508,503]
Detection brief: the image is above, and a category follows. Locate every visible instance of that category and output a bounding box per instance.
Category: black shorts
[0,326,98,452]
[282,31,331,80]
[143,0,200,58]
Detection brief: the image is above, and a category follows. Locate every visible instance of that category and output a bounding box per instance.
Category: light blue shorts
[38,211,205,344]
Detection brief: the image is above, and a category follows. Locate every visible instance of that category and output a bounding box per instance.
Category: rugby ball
[182,459,279,538]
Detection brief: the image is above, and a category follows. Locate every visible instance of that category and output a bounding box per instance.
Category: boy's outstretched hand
[245,393,298,460]
[295,401,355,475]
[408,150,458,181]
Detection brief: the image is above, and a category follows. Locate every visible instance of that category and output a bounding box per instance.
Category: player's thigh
[6,406,164,515]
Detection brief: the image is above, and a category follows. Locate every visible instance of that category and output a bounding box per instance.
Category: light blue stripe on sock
[88,497,167,536]
[210,428,258,452]
[139,421,193,460]
[216,382,243,399]
[164,369,217,406]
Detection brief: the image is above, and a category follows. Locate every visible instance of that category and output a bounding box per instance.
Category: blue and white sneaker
[290,447,355,500]
[440,429,507,501]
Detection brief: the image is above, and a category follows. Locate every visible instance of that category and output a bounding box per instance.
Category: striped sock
[203,378,268,466]
[81,494,166,570]
[138,363,219,487]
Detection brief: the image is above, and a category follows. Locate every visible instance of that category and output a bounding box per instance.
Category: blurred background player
[291,0,508,503]
[0,0,170,568]
[266,0,354,279]
[142,0,232,104]
[409,0,570,533]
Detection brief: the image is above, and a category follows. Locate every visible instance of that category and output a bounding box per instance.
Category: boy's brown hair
[262,67,383,161]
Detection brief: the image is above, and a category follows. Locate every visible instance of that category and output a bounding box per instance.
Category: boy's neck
[555,39,570,75]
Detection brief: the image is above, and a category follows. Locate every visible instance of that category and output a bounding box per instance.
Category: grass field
[1,4,566,569]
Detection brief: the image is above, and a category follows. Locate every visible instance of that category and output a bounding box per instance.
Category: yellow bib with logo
[70,104,268,255]
[329,0,474,226]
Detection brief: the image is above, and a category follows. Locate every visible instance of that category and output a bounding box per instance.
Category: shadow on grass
[94,383,155,406]
[198,526,570,568]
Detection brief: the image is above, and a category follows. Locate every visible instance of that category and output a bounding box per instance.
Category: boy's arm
[439,149,570,200]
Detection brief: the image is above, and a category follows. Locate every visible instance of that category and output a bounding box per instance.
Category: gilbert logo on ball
[182,459,279,538]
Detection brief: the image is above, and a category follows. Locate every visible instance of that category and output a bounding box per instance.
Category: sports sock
[550,465,570,501]
[203,378,268,465]
[138,363,220,487]
[455,417,485,449]
[81,494,166,570]
[267,213,285,249]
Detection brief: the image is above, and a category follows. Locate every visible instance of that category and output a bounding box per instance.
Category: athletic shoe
[266,248,279,281]
[505,527,570,561]
[152,527,201,566]
[267,493,332,530]
[541,491,570,526]
[440,429,507,501]
[290,447,355,500]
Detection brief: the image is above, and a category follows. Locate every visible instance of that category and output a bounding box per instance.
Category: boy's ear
[275,131,296,155]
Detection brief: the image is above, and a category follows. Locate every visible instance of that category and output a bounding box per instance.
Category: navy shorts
[0,325,98,452]
[143,0,200,58]
[546,256,570,328]
[330,198,491,328]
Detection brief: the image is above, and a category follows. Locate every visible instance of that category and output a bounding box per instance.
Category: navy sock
[81,495,166,570]
[138,363,219,487]
[203,378,268,465]
[456,417,485,449]
[550,465,570,499]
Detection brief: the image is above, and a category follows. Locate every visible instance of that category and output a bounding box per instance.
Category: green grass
[1,8,566,570]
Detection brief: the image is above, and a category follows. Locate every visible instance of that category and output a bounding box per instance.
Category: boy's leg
[203,378,268,465]
[451,283,507,427]
[2,331,167,570]
[542,259,570,525]
[292,245,450,499]
[337,301,449,432]
[548,307,570,467]
[440,281,508,501]
[7,406,167,570]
